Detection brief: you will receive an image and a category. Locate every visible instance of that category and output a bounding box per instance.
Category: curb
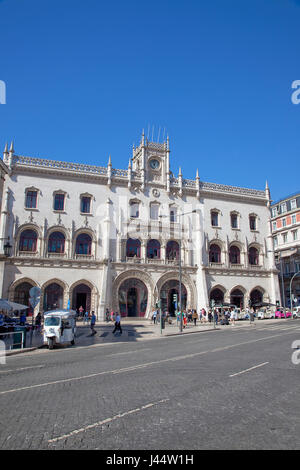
[6,347,38,356]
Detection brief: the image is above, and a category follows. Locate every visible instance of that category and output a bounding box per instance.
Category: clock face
[149,159,159,170]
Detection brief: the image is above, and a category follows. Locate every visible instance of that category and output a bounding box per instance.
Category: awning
[0,299,29,312]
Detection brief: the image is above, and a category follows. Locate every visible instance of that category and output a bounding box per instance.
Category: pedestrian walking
[84,310,89,325]
[90,311,97,335]
[112,312,122,335]
[110,310,114,322]
[192,310,198,326]
[105,308,110,322]
[152,309,157,324]
[230,309,237,325]
[214,309,218,325]
[35,312,42,332]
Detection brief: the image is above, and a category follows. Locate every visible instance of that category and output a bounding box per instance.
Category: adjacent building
[271,192,300,308]
[0,134,280,319]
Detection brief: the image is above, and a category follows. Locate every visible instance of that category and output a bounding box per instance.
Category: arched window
[126,238,141,258]
[75,233,92,255]
[48,232,65,254]
[19,229,38,252]
[147,239,160,259]
[166,241,179,260]
[248,247,259,265]
[229,245,240,264]
[209,244,221,263]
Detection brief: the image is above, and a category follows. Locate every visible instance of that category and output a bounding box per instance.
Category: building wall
[0,137,280,319]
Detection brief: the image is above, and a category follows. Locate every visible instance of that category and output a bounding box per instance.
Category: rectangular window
[282,233,288,243]
[150,204,159,220]
[293,230,298,241]
[54,194,65,211]
[290,199,297,210]
[81,196,91,214]
[231,214,238,229]
[170,208,177,222]
[273,236,278,248]
[130,202,139,218]
[272,222,277,231]
[249,216,256,231]
[271,207,277,217]
[282,218,286,227]
[211,211,219,227]
[280,203,287,214]
[25,191,37,209]
[292,214,296,225]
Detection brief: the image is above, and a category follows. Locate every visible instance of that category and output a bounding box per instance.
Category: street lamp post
[160,209,197,333]
[290,271,300,319]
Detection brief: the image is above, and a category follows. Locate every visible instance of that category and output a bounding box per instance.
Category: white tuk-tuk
[43,309,76,349]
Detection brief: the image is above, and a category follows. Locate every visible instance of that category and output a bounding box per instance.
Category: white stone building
[0,134,280,319]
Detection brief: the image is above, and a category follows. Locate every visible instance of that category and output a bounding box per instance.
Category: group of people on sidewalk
[150,306,246,327]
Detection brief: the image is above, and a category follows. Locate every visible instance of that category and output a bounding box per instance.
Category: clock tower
[131,131,171,193]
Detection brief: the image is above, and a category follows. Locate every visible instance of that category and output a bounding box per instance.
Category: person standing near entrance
[84,310,89,325]
[192,310,198,326]
[90,311,97,335]
[113,312,122,335]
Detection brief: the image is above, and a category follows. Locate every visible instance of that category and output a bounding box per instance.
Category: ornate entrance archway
[160,280,187,316]
[112,270,154,319]
[118,278,148,317]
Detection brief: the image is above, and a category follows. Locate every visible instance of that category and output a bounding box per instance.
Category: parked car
[275,310,288,319]
[257,310,266,319]
[293,307,300,319]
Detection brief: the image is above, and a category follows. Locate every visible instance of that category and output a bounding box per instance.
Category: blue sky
[0,0,299,201]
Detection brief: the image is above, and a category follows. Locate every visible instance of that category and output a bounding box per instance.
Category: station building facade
[0,135,280,319]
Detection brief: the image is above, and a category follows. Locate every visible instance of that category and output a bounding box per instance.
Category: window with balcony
[229,245,240,264]
[248,247,259,265]
[48,232,65,254]
[54,193,65,211]
[19,229,38,252]
[126,238,141,258]
[209,244,221,263]
[75,233,92,255]
[166,241,179,260]
[25,190,37,209]
[147,239,160,259]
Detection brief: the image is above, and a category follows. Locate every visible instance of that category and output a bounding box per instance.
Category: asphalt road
[0,321,300,450]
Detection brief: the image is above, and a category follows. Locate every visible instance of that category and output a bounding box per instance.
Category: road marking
[48,398,169,443]
[107,348,151,357]
[0,365,45,374]
[229,362,269,377]
[0,329,299,396]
